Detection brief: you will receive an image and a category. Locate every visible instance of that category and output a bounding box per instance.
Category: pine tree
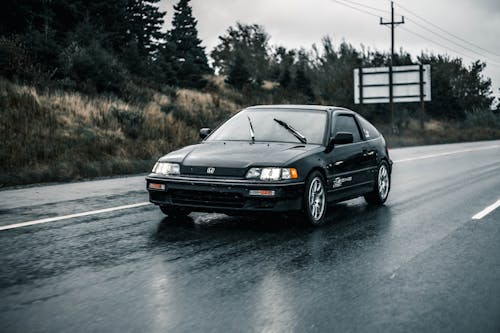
[225,52,251,90]
[168,0,211,88]
[125,0,166,57]
[155,38,178,86]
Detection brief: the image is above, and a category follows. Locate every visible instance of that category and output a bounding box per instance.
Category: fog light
[149,183,165,190]
[249,189,276,196]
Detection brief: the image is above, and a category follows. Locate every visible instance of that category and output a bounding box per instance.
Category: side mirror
[199,128,211,139]
[333,132,354,145]
[327,132,354,151]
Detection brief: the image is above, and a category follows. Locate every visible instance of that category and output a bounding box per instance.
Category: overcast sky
[160,0,500,102]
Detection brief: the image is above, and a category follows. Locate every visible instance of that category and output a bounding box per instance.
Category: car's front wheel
[364,161,390,205]
[302,171,328,226]
[159,206,191,218]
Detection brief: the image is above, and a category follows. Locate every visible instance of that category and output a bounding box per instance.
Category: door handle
[363,148,375,157]
[327,161,344,169]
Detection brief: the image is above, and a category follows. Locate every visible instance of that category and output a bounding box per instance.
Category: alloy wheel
[308,177,326,221]
[378,164,389,200]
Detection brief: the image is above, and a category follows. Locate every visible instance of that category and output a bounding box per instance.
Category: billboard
[354,64,431,104]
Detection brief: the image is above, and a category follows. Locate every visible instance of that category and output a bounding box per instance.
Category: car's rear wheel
[302,171,327,226]
[364,161,390,205]
[159,206,191,218]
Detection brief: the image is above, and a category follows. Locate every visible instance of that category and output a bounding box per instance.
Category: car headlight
[245,167,298,180]
[153,162,180,175]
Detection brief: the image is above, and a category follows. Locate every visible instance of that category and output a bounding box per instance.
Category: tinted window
[207,109,327,145]
[333,115,361,143]
[357,116,380,139]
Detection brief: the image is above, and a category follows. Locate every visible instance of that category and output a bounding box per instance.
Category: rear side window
[333,115,361,143]
[357,116,380,139]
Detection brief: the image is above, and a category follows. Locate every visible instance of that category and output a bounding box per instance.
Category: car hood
[159,141,321,173]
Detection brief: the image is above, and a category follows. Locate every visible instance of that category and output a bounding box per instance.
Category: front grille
[180,166,246,178]
[170,189,245,208]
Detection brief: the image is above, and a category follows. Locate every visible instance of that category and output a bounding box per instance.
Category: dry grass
[171,88,239,129]
[0,79,240,185]
[1,78,499,186]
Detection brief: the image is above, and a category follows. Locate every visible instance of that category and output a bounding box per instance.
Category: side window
[333,115,362,143]
[357,116,380,139]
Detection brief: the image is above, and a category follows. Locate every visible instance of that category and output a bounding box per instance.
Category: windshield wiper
[247,116,255,143]
[273,118,307,144]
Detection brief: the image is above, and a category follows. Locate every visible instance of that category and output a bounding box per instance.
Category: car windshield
[206,109,327,144]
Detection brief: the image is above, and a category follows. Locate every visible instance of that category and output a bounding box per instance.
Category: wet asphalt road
[1,140,500,333]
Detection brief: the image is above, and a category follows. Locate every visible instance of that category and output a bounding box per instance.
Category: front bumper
[146,175,304,213]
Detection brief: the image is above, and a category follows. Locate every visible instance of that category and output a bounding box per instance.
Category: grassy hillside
[0,77,238,186]
[1,77,499,186]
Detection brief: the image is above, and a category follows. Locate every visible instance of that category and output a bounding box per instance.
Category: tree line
[0,0,496,120]
[0,0,210,93]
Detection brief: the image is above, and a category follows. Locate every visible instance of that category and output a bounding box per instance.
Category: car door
[325,113,371,199]
[357,115,381,174]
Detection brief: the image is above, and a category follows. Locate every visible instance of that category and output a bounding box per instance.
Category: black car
[146,105,392,225]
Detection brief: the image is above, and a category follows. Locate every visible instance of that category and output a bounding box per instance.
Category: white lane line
[393,145,500,163]
[472,199,500,220]
[0,202,152,231]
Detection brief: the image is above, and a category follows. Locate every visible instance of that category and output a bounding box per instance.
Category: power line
[400,26,500,68]
[335,0,389,14]
[330,0,500,66]
[330,0,380,18]
[402,16,500,66]
[393,2,500,59]
[337,0,500,63]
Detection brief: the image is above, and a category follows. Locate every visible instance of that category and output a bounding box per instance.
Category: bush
[59,42,129,94]
[462,110,500,128]
[0,35,45,84]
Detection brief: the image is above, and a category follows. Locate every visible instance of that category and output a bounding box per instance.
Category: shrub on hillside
[0,35,48,84]
[0,80,212,185]
[461,110,500,128]
[59,42,128,95]
[109,105,145,139]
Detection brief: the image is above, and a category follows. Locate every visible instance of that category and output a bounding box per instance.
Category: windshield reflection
[207,109,327,144]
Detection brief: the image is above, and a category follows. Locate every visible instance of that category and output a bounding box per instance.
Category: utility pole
[380,0,404,133]
[419,64,425,130]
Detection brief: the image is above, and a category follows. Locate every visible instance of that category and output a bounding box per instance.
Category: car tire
[364,161,390,205]
[302,171,328,226]
[159,206,191,218]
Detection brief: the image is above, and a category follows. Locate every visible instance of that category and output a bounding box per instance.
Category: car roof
[245,105,356,115]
